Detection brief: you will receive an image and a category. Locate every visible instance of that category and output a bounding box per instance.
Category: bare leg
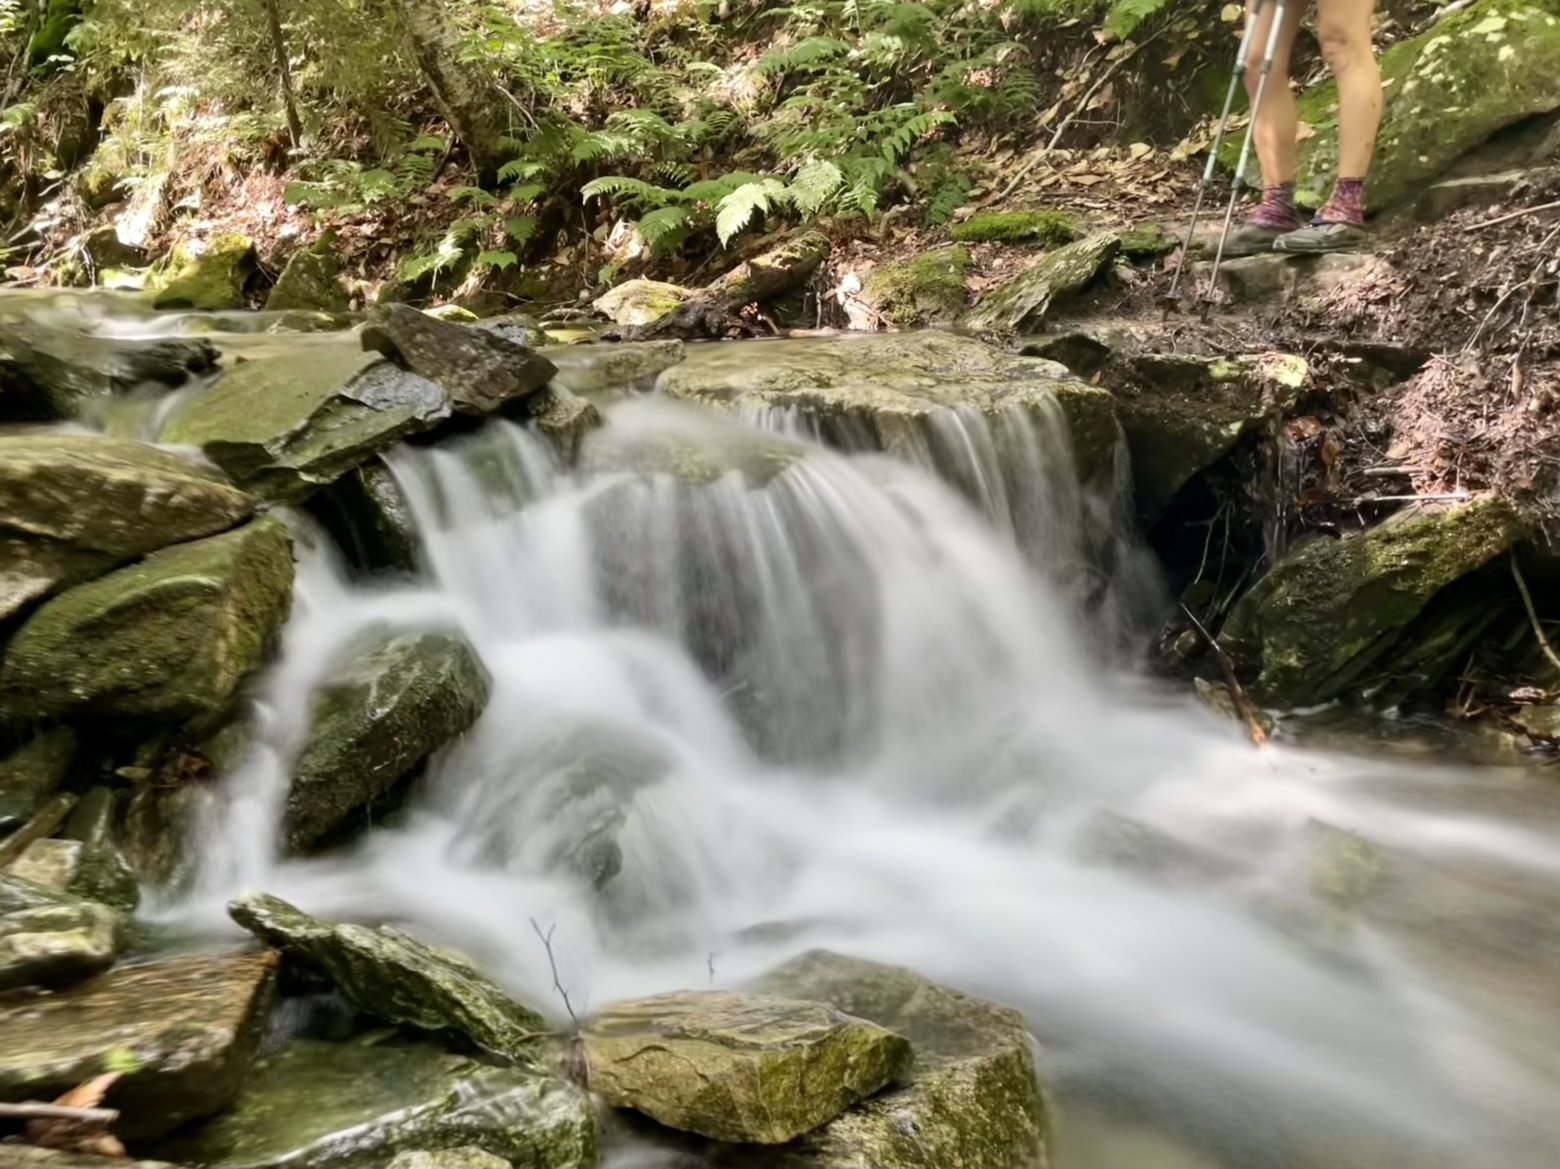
[1244,0,1305,188]
[1316,0,1382,214]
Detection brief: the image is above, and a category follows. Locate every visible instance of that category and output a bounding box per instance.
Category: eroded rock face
[361,304,557,417]
[155,1039,598,1169]
[0,948,278,1139]
[0,517,294,727]
[149,232,257,311]
[0,324,219,422]
[583,989,912,1144]
[0,433,256,622]
[746,950,1049,1169]
[0,727,76,829]
[230,892,547,1059]
[0,875,122,992]
[283,626,490,850]
[266,238,351,313]
[961,231,1119,333]
[1221,496,1528,706]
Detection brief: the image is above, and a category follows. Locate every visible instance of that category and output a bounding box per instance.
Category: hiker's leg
[1313,0,1381,223]
[1243,0,1305,229]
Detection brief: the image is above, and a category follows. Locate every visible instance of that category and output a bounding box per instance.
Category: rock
[123,781,200,890]
[0,433,255,622]
[284,626,490,850]
[1221,496,1528,706]
[0,1147,175,1169]
[0,875,122,992]
[160,342,450,501]
[526,386,602,465]
[1118,222,1175,258]
[265,236,350,313]
[229,892,547,1059]
[474,311,546,348]
[582,989,912,1143]
[1292,0,1560,210]
[0,322,219,422]
[594,279,693,326]
[0,518,294,726]
[8,837,83,891]
[1410,169,1532,222]
[81,223,147,269]
[62,785,139,912]
[745,950,1048,1169]
[1075,809,1229,881]
[306,457,423,576]
[1513,704,1560,742]
[155,1039,598,1169]
[543,339,687,395]
[422,304,479,323]
[950,209,1080,245]
[0,728,76,830]
[361,304,557,417]
[389,1150,512,1169]
[962,230,1119,333]
[581,410,809,487]
[858,246,970,327]
[0,948,278,1139]
[149,232,257,311]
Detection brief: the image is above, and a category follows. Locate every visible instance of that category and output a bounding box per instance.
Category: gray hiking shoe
[1219,222,1287,257]
[1272,222,1368,254]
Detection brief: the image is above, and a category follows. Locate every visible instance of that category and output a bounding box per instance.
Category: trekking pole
[1203,0,1291,311]
[1166,0,1268,302]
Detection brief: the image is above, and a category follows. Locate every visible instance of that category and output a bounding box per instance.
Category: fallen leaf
[1128,142,1153,160]
[1221,2,1244,20]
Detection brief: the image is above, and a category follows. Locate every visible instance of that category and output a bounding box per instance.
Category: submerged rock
[306,457,422,576]
[583,989,912,1143]
[1221,496,1527,706]
[859,246,971,327]
[361,303,557,417]
[0,874,122,992]
[0,433,256,623]
[284,626,490,850]
[156,1038,598,1169]
[0,948,277,1139]
[962,230,1119,333]
[543,339,687,395]
[266,236,351,313]
[148,232,257,311]
[0,517,294,726]
[0,323,219,422]
[0,727,76,830]
[594,279,693,326]
[527,386,603,465]
[230,892,547,1059]
[746,950,1049,1169]
[160,343,450,501]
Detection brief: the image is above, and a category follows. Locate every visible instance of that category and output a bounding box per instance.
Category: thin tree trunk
[261,0,303,146]
[388,0,506,186]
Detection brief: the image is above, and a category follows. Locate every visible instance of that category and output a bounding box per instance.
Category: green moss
[961,230,1119,332]
[1118,222,1174,259]
[148,233,257,311]
[951,209,1081,245]
[265,236,350,313]
[861,246,971,325]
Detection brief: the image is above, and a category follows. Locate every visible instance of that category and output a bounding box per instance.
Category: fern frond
[789,159,844,215]
[754,36,851,75]
[580,175,675,208]
[474,249,519,270]
[505,215,539,246]
[715,177,791,245]
[449,185,499,207]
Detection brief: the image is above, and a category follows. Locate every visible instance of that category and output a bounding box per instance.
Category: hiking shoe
[1218,222,1287,257]
[1272,222,1368,254]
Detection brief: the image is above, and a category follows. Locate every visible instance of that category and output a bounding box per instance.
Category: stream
[10,293,1560,1169]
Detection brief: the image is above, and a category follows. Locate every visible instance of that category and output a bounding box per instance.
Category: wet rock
[858,246,970,327]
[474,311,547,348]
[156,1038,598,1169]
[1075,809,1229,881]
[1221,496,1528,706]
[265,236,350,313]
[1513,704,1560,742]
[0,948,278,1140]
[581,408,808,487]
[8,836,83,890]
[0,433,255,623]
[148,232,257,311]
[543,339,686,395]
[0,875,122,992]
[1193,677,1277,739]
[230,892,546,1058]
[361,304,557,417]
[284,626,490,850]
[594,279,693,326]
[0,1147,175,1169]
[159,343,450,502]
[0,728,76,830]
[389,1149,512,1169]
[1118,222,1175,259]
[61,786,139,912]
[962,231,1119,333]
[527,386,602,466]
[0,518,294,727]
[0,323,219,422]
[307,457,423,576]
[123,781,200,890]
[583,989,912,1143]
[950,209,1080,245]
[746,950,1048,1169]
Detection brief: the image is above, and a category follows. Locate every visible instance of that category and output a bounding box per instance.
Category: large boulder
[0,323,219,422]
[0,948,278,1139]
[746,950,1049,1169]
[961,231,1119,333]
[1293,0,1560,210]
[265,236,351,313]
[582,989,912,1144]
[0,727,75,830]
[0,517,295,726]
[361,304,557,417]
[230,892,547,1059]
[857,246,971,328]
[594,279,693,327]
[148,232,257,311]
[0,433,256,623]
[306,457,422,577]
[1221,495,1528,705]
[0,874,123,992]
[155,1039,598,1169]
[159,343,450,502]
[283,626,489,850]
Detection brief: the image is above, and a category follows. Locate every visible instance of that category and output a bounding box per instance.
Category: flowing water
[15,291,1559,1168]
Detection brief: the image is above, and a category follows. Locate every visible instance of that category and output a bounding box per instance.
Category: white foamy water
[169,392,1560,1169]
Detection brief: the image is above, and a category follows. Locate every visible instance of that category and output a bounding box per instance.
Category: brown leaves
[23,1073,126,1160]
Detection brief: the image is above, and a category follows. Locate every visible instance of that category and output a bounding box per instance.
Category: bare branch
[529,918,580,1027]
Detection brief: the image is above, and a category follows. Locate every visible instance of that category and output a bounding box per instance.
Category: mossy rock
[0,875,123,993]
[1118,222,1175,259]
[543,339,687,395]
[0,728,76,831]
[0,322,218,423]
[961,231,1120,333]
[306,457,422,577]
[859,246,971,326]
[593,278,693,326]
[951,209,1081,245]
[148,233,257,311]
[265,237,350,313]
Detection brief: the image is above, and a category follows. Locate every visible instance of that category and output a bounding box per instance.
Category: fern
[789,159,844,215]
[638,205,692,256]
[449,185,499,206]
[754,36,851,75]
[474,249,519,270]
[715,177,791,245]
[581,174,676,208]
[504,215,538,246]
[1103,0,1170,38]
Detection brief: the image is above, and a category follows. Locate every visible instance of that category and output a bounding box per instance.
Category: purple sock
[1314,178,1366,227]
[1248,183,1304,231]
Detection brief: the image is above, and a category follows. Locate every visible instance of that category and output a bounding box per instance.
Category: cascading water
[169,382,1560,1169]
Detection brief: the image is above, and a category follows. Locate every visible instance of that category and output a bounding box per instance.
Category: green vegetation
[951,209,1081,245]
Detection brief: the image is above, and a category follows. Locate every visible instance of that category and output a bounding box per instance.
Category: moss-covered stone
[1118,221,1175,258]
[0,874,123,992]
[1291,0,1560,210]
[148,232,257,311]
[389,1149,511,1169]
[284,626,490,850]
[527,386,603,466]
[961,230,1120,333]
[0,323,218,422]
[265,236,350,313]
[1221,496,1528,706]
[746,950,1049,1169]
[62,785,140,913]
[0,728,76,830]
[159,342,451,501]
[361,304,557,417]
[0,948,278,1140]
[155,1039,598,1169]
[0,433,256,623]
[859,246,971,326]
[950,209,1081,245]
[0,518,295,726]
[593,279,693,326]
[583,989,912,1143]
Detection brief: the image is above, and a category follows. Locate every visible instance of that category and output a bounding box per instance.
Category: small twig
[529,919,580,1027]
[1511,552,1560,676]
[1180,603,1268,748]
[1356,492,1471,504]
[1462,200,1560,233]
[0,1104,119,1123]
[707,951,720,985]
